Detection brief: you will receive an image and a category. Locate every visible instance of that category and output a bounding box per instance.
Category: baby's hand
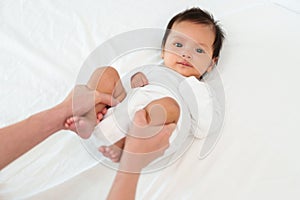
[130,72,148,88]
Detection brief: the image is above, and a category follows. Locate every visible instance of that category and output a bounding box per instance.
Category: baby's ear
[207,57,218,72]
[161,49,165,59]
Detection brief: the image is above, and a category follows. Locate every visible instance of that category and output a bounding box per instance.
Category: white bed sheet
[1,0,300,199]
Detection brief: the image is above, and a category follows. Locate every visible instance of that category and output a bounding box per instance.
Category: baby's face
[162,21,215,78]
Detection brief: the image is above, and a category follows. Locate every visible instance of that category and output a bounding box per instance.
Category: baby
[65,7,225,162]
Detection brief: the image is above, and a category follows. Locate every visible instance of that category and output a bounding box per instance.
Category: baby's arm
[130,72,148,88]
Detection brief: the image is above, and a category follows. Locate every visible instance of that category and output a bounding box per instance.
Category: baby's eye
[196,48,205,54]
[174,42,183,47]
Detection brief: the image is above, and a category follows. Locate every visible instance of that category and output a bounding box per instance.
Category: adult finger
[94,91,119,106]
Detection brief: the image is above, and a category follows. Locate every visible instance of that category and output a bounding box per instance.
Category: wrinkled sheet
[0,0,300,199]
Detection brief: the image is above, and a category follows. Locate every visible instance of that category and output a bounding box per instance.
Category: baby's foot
[64,112,96,139]
[96,107,108,123]
[99,138,125,162]
[65,106,109,138]
[98,110,149,162]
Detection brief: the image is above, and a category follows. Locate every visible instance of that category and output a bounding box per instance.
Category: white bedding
[1,0,300,199]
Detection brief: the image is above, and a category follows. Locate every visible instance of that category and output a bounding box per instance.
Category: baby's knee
[160,97,180,111]
[97,66,120,80]
[104,66,119,76]
[144,97,180,125]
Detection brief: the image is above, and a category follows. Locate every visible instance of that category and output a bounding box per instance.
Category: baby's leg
[143,97,180,126]
[87,66,126,114]
[65,67,126,138]
[100,97,179,162]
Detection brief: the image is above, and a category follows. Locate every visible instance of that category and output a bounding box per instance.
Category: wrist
[55,100,72,119]
[107,168,140,199]
[44,103,70,132]
[118,152,145,173]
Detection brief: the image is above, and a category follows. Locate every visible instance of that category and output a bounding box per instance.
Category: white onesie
[92,65,212,149]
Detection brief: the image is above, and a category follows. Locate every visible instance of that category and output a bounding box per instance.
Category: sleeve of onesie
[179,76,213,139]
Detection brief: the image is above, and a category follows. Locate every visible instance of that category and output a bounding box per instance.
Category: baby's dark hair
[162,7,225,61]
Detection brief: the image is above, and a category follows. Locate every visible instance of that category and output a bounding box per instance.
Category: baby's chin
[174,66,201,78]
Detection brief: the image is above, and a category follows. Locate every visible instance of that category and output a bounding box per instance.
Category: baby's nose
[181,52,192,59]
[180,47,193,59]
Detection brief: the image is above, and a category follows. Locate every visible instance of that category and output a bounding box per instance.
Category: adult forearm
[106,111,175,199]
[0,102,70,170]
[0,85,114,170]
[107,171,140,200]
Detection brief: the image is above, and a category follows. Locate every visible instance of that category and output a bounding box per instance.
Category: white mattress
[1,0,300,199]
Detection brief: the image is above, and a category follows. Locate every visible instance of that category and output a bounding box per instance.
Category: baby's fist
[130,72,148,88]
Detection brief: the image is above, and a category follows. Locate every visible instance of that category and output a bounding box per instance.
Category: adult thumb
[94,91,119,106]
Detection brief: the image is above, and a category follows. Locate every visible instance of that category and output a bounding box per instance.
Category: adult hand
[62,85,119,118]
[119,110,176,173]
[107,110,176,200]
[0,85,119,170]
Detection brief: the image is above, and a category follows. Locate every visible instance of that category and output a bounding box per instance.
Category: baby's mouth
[177,61,193,67]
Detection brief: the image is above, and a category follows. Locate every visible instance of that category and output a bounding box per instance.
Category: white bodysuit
[92,65,212,149]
